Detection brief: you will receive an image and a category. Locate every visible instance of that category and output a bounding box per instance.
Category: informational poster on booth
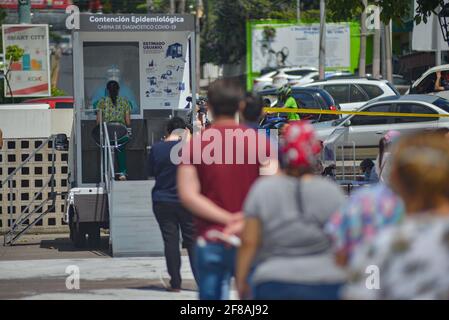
[139,32,191,109]
[251,23,350,73]
[2,24,51,97]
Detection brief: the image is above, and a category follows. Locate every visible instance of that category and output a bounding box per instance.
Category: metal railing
[2,135,58,246]
[102,121,115,194]
[321,127,357,181]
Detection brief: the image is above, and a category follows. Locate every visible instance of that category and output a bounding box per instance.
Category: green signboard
[246,20,371,90]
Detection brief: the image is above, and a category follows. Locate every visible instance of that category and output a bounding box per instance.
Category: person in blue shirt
[359,158,379,183]
[147,117,197,292]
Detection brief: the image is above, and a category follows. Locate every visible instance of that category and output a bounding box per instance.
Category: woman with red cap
[235,121,347,300]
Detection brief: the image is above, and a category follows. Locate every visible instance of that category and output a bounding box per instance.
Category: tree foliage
[415,0,445,25]
[202,0,303,65]
[328,0,444,25]
[5,45,24,63]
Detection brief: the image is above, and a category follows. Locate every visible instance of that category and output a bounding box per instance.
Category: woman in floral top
[343,131,449,300]
[96,80,131,180]
[326,183,405,266]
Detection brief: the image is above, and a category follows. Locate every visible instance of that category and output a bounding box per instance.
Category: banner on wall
[0,0,72,9]
[251,23,351,73]
[411,0,449,52]
[140,32,191,109]
[2,24,51,97]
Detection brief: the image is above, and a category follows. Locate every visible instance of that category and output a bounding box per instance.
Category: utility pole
[178,0,186,14]
[195,0,203,94]
[319,0,326,79]
[359,0,367,77]
[146,0,153,13]
[169,0,175,14]
[372,26,381,78]
[384,21,393,82]
[435,13,442,65]
[18,0,31,24]
[297,0,301,22]
[380,22,386,78]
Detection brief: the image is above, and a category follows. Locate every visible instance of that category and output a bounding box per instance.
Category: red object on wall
[0,0,72,9]
[88,0,102,12]
[10,62,22,71]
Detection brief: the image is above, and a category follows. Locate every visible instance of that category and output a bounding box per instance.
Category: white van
[407,64,449,100]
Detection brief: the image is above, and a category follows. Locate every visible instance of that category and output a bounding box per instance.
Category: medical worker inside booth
[91,65,139,114]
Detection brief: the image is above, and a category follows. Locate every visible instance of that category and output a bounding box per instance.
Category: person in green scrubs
[96,80,131,181]
[277,85,300,121]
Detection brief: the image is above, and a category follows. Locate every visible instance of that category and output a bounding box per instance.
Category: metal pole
[359,0,368,77]
[435,13,442,66]
[381,22,386,79]
[385,21,393,82]
[146,0,153,13]
[99,110,104,186]
[8,178,14,241]
[51,136,56,200]
[372,27,381,78]
[319,0,326,80]
[18,0,31,24]
[297,0,301,22]
[196,0,203,94]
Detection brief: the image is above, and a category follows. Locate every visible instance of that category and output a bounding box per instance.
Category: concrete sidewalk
[0,234,199,299]
[0,233,237,300]
[0,256,199,299]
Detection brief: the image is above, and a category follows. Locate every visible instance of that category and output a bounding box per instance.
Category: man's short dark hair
[360,158,374,170]
[207,79,244,117]
[166,117,187,134]
[243,93,263,122]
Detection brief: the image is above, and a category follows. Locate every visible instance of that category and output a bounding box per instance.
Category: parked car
[302,77,400,111]
[253,66,318,92]
[313,94,449,148]
[259,87,341,124]
[392,74,411,95]
[59,34,73,55]
[22,96,73,109]
[407,64,449,99]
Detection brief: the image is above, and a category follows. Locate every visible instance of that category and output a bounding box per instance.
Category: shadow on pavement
[40,236,110,256]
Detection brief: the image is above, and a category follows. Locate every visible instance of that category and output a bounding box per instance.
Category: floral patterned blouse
[326,183,405,260]
[342,216,449,300]
[97,96,131,125]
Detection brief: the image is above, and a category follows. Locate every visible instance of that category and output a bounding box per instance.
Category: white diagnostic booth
[67,14,196,256]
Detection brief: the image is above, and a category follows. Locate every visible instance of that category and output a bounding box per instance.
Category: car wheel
[73,223,87,248]
[87,223,101,249]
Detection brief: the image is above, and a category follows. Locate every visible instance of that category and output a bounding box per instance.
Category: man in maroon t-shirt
[178,79,277,300]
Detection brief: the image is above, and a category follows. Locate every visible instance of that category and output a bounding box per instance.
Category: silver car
[314,94,449,147]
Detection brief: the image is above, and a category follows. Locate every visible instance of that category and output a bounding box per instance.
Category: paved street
[0,234,216,300]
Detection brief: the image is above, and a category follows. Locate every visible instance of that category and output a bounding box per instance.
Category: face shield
[106,65,121,83]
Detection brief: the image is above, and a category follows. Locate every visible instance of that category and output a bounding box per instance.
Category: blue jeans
[195,242,236,300]
[254,281,343,300]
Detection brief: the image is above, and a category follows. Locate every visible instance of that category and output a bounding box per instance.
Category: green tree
[4,45,25,102]
[202,0,299,66]
[328,0,443,25]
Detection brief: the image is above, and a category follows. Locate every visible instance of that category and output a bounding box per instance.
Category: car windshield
[331,115,350,126]
[385,81,401,96]
[433,98,449,113]
[318,91,335,106]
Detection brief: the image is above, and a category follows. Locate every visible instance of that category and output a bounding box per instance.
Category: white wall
[0,109,73,139]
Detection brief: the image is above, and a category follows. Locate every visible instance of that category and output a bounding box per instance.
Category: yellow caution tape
[263,107,449,118]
